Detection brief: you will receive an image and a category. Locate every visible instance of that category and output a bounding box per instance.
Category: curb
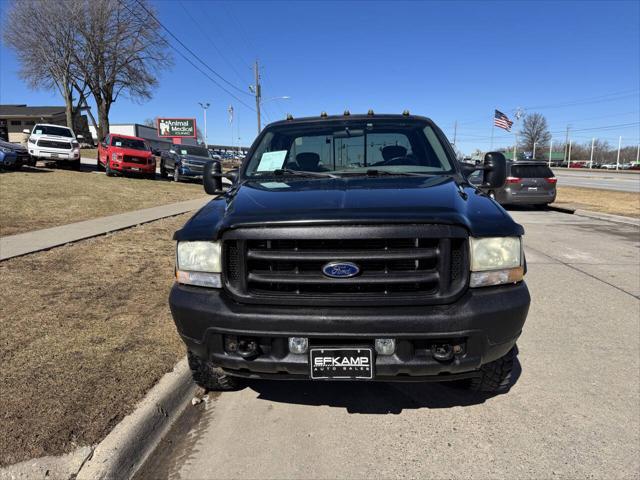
[76,357,195,480]
[547,205,576,215]
[573,209,640,226]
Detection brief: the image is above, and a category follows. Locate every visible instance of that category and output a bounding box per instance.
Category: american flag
[494,109,514,131]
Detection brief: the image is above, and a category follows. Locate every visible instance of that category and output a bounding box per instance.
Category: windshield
[244,121,453,177]
[111,137,149,151]
[33,125,73,138]
[176,145,210,157]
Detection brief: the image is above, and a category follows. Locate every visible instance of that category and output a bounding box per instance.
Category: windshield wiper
[364,169,433,177]
[272,168,341,179]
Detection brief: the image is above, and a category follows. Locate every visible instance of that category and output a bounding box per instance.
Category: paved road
[553,169,640,192]
[137,210,640,480]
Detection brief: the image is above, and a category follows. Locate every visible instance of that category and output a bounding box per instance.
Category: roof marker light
[286,113,293,121]
[320,111,328,118]
[402,110,410,116]
[344,110,351,116]
[367,109,374,116]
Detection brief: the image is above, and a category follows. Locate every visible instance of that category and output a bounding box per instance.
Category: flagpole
[490,111,495,150]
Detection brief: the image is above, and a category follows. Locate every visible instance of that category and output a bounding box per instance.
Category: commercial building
[89,123,197,151]
[0,104,90,143]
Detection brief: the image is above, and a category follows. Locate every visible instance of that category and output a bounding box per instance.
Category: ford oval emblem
[322,261,360,278]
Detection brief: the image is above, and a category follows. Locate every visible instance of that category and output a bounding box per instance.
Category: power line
[177,0,251,88]
[127,0,255,108]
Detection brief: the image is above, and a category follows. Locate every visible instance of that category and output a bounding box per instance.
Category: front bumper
[30,148,80,161]
[111,160,156,174]
[170,282,530,381]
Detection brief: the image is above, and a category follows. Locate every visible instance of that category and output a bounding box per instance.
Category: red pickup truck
[97,133,156,179]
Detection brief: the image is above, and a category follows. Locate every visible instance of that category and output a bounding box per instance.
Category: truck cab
[169,113,530,393]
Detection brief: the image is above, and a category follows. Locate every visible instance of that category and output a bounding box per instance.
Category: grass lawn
[0,165,205,236]
[554,186,640,218]
[80,148,98,160]
[0,214,189,467]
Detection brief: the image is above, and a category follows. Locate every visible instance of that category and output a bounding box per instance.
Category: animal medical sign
[157,118,196,138]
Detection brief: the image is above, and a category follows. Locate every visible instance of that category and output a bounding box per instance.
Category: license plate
[310,348,373,380]
[51,153,59,158]
[528,187,538,191]
[130,167,140,171]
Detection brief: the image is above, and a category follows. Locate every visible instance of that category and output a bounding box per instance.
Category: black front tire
[187,351,242,391]
[464,346,517,393]
[173,167,181,182]
[160,160,168,178]
[70,159,81,170]
[96,155,104,171]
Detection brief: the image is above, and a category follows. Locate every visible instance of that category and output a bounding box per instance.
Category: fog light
[288,337,308,354]
[375,338,396,355]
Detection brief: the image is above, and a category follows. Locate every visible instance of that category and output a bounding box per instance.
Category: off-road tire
[70,159,81,170]
[187,351,242,391]
[466,345,517,393]
[96,155,103,171]
[173,167,181,183]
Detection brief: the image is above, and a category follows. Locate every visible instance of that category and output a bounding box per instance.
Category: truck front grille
[37,139,71,149]
[222,225,469,306]
[123,155,148,164]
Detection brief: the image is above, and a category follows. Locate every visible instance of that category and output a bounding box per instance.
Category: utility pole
[513,133,517,161]
[548,140,553,167]
[636,143,639,164]
[616,136,622,171]
[251,60,262,134]
[453,121,457,145]
[568,139,572,166]
[589,137,595,169]
[198,102,210,146]
[563,125,570,166]
[533,142,537,159]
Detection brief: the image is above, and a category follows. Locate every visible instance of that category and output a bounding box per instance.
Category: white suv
[25,124,83,169]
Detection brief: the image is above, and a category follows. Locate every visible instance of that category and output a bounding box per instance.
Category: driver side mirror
[203,161,224,195]
[22,129,30,134]
[482,152,507,189]
[76,134,84,140]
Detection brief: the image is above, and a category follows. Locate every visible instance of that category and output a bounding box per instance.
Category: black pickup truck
[169,113,530,393]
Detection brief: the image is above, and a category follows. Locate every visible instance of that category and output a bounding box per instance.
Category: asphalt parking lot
[137,209,640,479]
[554,169,640,193]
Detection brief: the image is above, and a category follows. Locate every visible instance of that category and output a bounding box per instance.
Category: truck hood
[176,175,524,240]
[32,134,75,142]
[115,147,153,158]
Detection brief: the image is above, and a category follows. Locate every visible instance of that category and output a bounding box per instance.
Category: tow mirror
[225,168,239,184]
[482,152,507,189]
[203,161,224,195]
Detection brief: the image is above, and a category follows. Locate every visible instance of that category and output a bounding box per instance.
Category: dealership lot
[554,169,640,193]
[138,210,639,480]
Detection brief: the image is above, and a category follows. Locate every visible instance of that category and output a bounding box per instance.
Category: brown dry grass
[0,214,189,467]
[0,166,204,236]
[554,186,640,218]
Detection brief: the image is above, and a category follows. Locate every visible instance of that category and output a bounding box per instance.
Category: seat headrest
[381,145,407,161]
[296,152,321,170]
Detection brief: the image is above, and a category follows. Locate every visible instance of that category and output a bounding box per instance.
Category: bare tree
[519,113,552,156]
[4,0,86,128]
[73,0,172,140]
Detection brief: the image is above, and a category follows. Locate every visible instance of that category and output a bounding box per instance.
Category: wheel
[187,351,242,391]
[146,172,155,180]
[105,159,114,177]
[70,159,81,170]
[173,166,181,182]
[465,346,517,393]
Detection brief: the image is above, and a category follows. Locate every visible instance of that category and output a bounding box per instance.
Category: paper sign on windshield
[256,150,287,172]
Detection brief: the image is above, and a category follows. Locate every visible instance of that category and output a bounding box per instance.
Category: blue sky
[1,0,639,154]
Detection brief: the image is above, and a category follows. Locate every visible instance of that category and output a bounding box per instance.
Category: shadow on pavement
[246,358,521,414]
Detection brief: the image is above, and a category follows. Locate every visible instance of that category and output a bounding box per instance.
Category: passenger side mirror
[203,161,224,195]
[76,134,84,140]
[22,129,30,134]
[482,152,507,189]
[169,149,176,154]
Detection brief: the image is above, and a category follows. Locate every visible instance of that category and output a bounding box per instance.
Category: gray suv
[470,160,557,206]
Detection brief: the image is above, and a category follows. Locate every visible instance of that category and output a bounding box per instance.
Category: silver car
[470,161,557,206]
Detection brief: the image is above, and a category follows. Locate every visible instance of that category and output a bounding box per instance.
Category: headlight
[0,147,12,153]
[469,237,524,288]
[176,241,222,288]
[28,137,37,144]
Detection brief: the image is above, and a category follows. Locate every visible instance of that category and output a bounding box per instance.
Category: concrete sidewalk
[0,197,210,261]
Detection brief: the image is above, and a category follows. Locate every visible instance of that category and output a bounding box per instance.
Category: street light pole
[198,102,210,146]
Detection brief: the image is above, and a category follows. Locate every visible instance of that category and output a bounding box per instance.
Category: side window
[104,135,110,146]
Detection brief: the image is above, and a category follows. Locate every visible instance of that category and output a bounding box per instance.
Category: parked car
[0,139,34,170]
[469,160,556,206]
[160,144,214,182]
[169,112,530,393]
[24,123,83,169]
[601,163,618,170]
[97,134,156,179]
